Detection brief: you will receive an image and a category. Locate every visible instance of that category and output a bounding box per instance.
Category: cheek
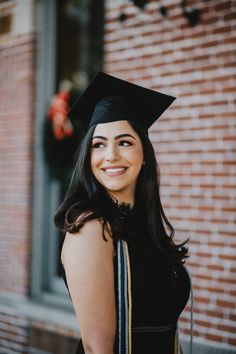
[90,151,101,168]
[129,146,143,167]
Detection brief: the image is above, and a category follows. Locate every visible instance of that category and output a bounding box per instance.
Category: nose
[105,143,119,161]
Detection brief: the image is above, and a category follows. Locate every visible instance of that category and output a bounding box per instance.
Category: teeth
[105,168,126,173]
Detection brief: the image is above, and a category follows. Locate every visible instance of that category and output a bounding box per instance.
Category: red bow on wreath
[47,90,74,140]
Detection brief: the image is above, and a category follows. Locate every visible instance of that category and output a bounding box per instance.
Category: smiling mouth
[102,167,128,176]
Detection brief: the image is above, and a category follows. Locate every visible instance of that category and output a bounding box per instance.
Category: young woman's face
[90,120,144,203]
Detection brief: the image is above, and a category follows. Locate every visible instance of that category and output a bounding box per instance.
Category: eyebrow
[92,133,136,141]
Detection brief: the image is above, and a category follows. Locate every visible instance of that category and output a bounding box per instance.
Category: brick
[201,40,218,48]
[216,300,235,309]
[228,337,236,346]
[219,254,236,261]
[205,333,226,342]
[217,324,236,333]
[222,36,236,45]
[229,313,236,321]
[215,2,232,11]
[213,25,232,34]
[224,12,236,21]
[205,310,224,319]
[202,16,219,25]
[194,296,210,304]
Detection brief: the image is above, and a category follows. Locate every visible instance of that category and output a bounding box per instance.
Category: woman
[54,72,191,354]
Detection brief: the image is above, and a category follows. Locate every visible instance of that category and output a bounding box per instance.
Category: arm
[61,219,116,354]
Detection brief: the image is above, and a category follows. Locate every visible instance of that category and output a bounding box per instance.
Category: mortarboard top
[68,72,176,131]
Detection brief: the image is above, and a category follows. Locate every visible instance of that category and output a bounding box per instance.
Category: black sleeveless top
[61,200,190,354]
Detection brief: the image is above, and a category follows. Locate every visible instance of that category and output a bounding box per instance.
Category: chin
[103,184,126,192]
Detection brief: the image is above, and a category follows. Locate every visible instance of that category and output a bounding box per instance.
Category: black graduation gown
[62,203,190,354]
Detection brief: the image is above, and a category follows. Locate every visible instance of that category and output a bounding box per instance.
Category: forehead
[92,120,138,137]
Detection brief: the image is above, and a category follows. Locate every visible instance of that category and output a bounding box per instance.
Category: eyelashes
[92,140,133,149]
[92,142,103,149]
[120,140,133,147]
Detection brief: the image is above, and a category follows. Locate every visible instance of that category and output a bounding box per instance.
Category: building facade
[0,0,235,353]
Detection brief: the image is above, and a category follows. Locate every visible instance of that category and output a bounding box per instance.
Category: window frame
[31,0,104,305]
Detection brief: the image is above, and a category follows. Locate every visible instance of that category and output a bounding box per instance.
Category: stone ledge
[181,335,236,354]
[0,292,80,339]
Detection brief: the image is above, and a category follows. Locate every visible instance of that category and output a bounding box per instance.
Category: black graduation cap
[68,72,176,131]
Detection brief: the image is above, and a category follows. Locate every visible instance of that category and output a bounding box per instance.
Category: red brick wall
[0,305,29,353]
[0,33,35,295]
[104,0,236,349]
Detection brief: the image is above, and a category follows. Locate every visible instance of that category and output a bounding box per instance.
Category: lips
[102,166,128,176]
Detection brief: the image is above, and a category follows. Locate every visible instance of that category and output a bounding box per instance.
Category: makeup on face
[90,121,144,204]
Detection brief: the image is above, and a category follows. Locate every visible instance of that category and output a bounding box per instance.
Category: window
[32,0,104,304]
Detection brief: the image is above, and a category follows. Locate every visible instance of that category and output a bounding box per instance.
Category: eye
[92,142,105,149]
[119,140,132,147]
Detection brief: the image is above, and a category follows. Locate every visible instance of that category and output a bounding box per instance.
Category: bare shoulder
[61,218,113,266]
[61,219,116,351]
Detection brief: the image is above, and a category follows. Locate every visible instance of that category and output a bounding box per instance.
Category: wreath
[43,86,86,181]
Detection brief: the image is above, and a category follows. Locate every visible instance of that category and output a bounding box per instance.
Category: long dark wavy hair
[54,120,188,263]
